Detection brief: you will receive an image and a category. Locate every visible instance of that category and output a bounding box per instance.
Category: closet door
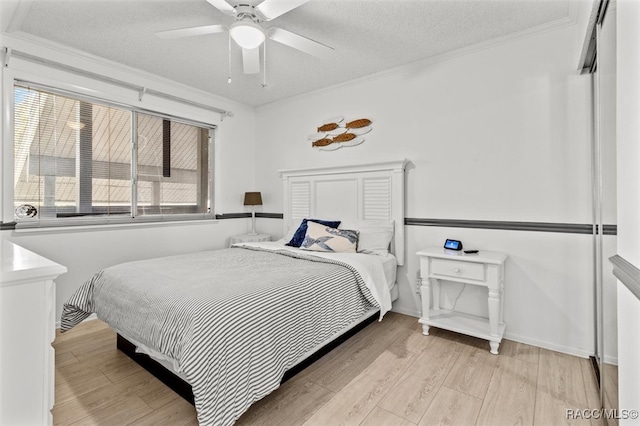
[593,0,618,417]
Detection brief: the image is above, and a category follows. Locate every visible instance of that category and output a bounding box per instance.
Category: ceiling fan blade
[242,47,260,74]
[268,27,334,60]
[255,0,310,21]
[155,24,226,39]
[206,0,237,16]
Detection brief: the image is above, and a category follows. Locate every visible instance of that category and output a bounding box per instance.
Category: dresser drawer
[431,258,485,281]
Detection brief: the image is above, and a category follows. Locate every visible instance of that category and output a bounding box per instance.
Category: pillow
[300,221,358,253]
[278,219,302,243]
[339,220,394,255]
[286,218,341,247]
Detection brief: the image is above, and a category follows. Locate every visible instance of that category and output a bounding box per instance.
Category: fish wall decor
[308,116,372,151]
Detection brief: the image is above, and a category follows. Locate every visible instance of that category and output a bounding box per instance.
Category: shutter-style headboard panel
[279,160,408,265]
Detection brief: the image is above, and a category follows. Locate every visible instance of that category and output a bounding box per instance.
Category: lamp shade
[243,192,263,206]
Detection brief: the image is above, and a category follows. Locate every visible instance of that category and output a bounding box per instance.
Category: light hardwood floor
[53,313,605,426]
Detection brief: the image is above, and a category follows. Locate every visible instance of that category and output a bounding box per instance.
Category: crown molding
[3,0,31,34]
[1,30,248,111]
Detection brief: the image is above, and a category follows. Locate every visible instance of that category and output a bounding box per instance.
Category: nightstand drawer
[431,258,485,281]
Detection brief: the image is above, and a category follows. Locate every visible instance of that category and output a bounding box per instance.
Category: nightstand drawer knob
[454,267,461,273]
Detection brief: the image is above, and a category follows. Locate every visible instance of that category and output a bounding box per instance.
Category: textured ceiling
[9,0,575,106]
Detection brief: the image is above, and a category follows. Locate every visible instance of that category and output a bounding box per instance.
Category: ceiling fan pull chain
[227,32,232,84]
[262,40,268,88]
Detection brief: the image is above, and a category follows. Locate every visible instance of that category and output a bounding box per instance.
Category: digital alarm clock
[444,239,463,251]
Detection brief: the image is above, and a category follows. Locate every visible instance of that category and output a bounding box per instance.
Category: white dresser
[417,246,507,354]
[0,241,67,426]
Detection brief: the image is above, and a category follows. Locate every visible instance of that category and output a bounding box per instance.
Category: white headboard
[279,160,408,265]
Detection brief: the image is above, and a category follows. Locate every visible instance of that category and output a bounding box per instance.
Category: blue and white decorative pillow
[285,218,341,247]
[301,220,359,253]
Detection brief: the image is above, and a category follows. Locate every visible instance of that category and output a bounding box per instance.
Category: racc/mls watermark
[566,409,639,420]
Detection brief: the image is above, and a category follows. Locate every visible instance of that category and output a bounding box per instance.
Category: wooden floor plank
[54,319,109,345]
[55,349,81,369]
[534,348,592,425]
[476,355,537,426]
[442,343,499,400]
[136,378,185,410]
[67,395,152,426]
[53,381,132,425]
[55,367,113,405]
[303,346,418,425]
[390,320,438,354]
[129,397,198,426]
[361,407,416,426]
[54,326,114,352]
[499,339,540,365]
[99,354,145,383]
[301,312,416,392]
[417,386,483,426]
[237,377,335,426]
[377,338,461,423]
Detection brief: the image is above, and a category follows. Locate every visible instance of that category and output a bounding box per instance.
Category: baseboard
[390,306,420,318]
[390,308,600,360]
[603,354,618,366]
[503,331,593,359]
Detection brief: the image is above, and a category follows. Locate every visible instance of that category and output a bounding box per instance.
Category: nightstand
[229,233,271,247]
[417,246,507,354]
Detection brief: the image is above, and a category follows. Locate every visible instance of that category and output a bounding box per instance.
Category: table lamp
[243,191,262,235]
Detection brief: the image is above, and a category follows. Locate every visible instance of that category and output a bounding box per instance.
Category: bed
[60,160,407,426]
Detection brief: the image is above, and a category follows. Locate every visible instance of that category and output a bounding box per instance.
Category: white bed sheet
[244,241,397,290]
[234,241,394,318]
[379,252,398,291]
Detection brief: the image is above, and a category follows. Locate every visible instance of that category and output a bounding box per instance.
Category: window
[13,84,213,226]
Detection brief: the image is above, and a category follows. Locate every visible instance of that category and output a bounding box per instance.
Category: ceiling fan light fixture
[230,21,265,49]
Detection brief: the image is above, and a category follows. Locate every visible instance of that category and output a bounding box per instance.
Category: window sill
[12,217,218,234]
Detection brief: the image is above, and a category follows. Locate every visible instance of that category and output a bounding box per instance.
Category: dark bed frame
[116,311,379,405]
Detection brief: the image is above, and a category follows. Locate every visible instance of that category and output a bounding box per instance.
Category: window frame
[6,79,216,229]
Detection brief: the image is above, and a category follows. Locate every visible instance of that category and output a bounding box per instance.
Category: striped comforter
[61,245,382,425]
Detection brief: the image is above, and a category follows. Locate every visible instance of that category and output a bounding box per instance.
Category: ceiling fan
[155,0,334,79]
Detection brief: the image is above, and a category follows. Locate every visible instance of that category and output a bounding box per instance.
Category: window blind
[13,84,213,226]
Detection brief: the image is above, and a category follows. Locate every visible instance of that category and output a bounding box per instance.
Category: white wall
[0,30,259,321]
[615,0,640,422]
[254,21,609,357]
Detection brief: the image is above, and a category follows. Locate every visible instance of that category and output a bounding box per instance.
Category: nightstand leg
[420,321,430,336]
[432,278,440,311]
[499,279,505,326]
[488,288,500,341]
[489,341,500,355]
[419,277,431,336]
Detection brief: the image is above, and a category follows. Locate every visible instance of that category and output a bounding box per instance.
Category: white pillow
[277,219,303,243]
[339,220,394,255]
[284,219,301,241]
[300,220,358,253]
